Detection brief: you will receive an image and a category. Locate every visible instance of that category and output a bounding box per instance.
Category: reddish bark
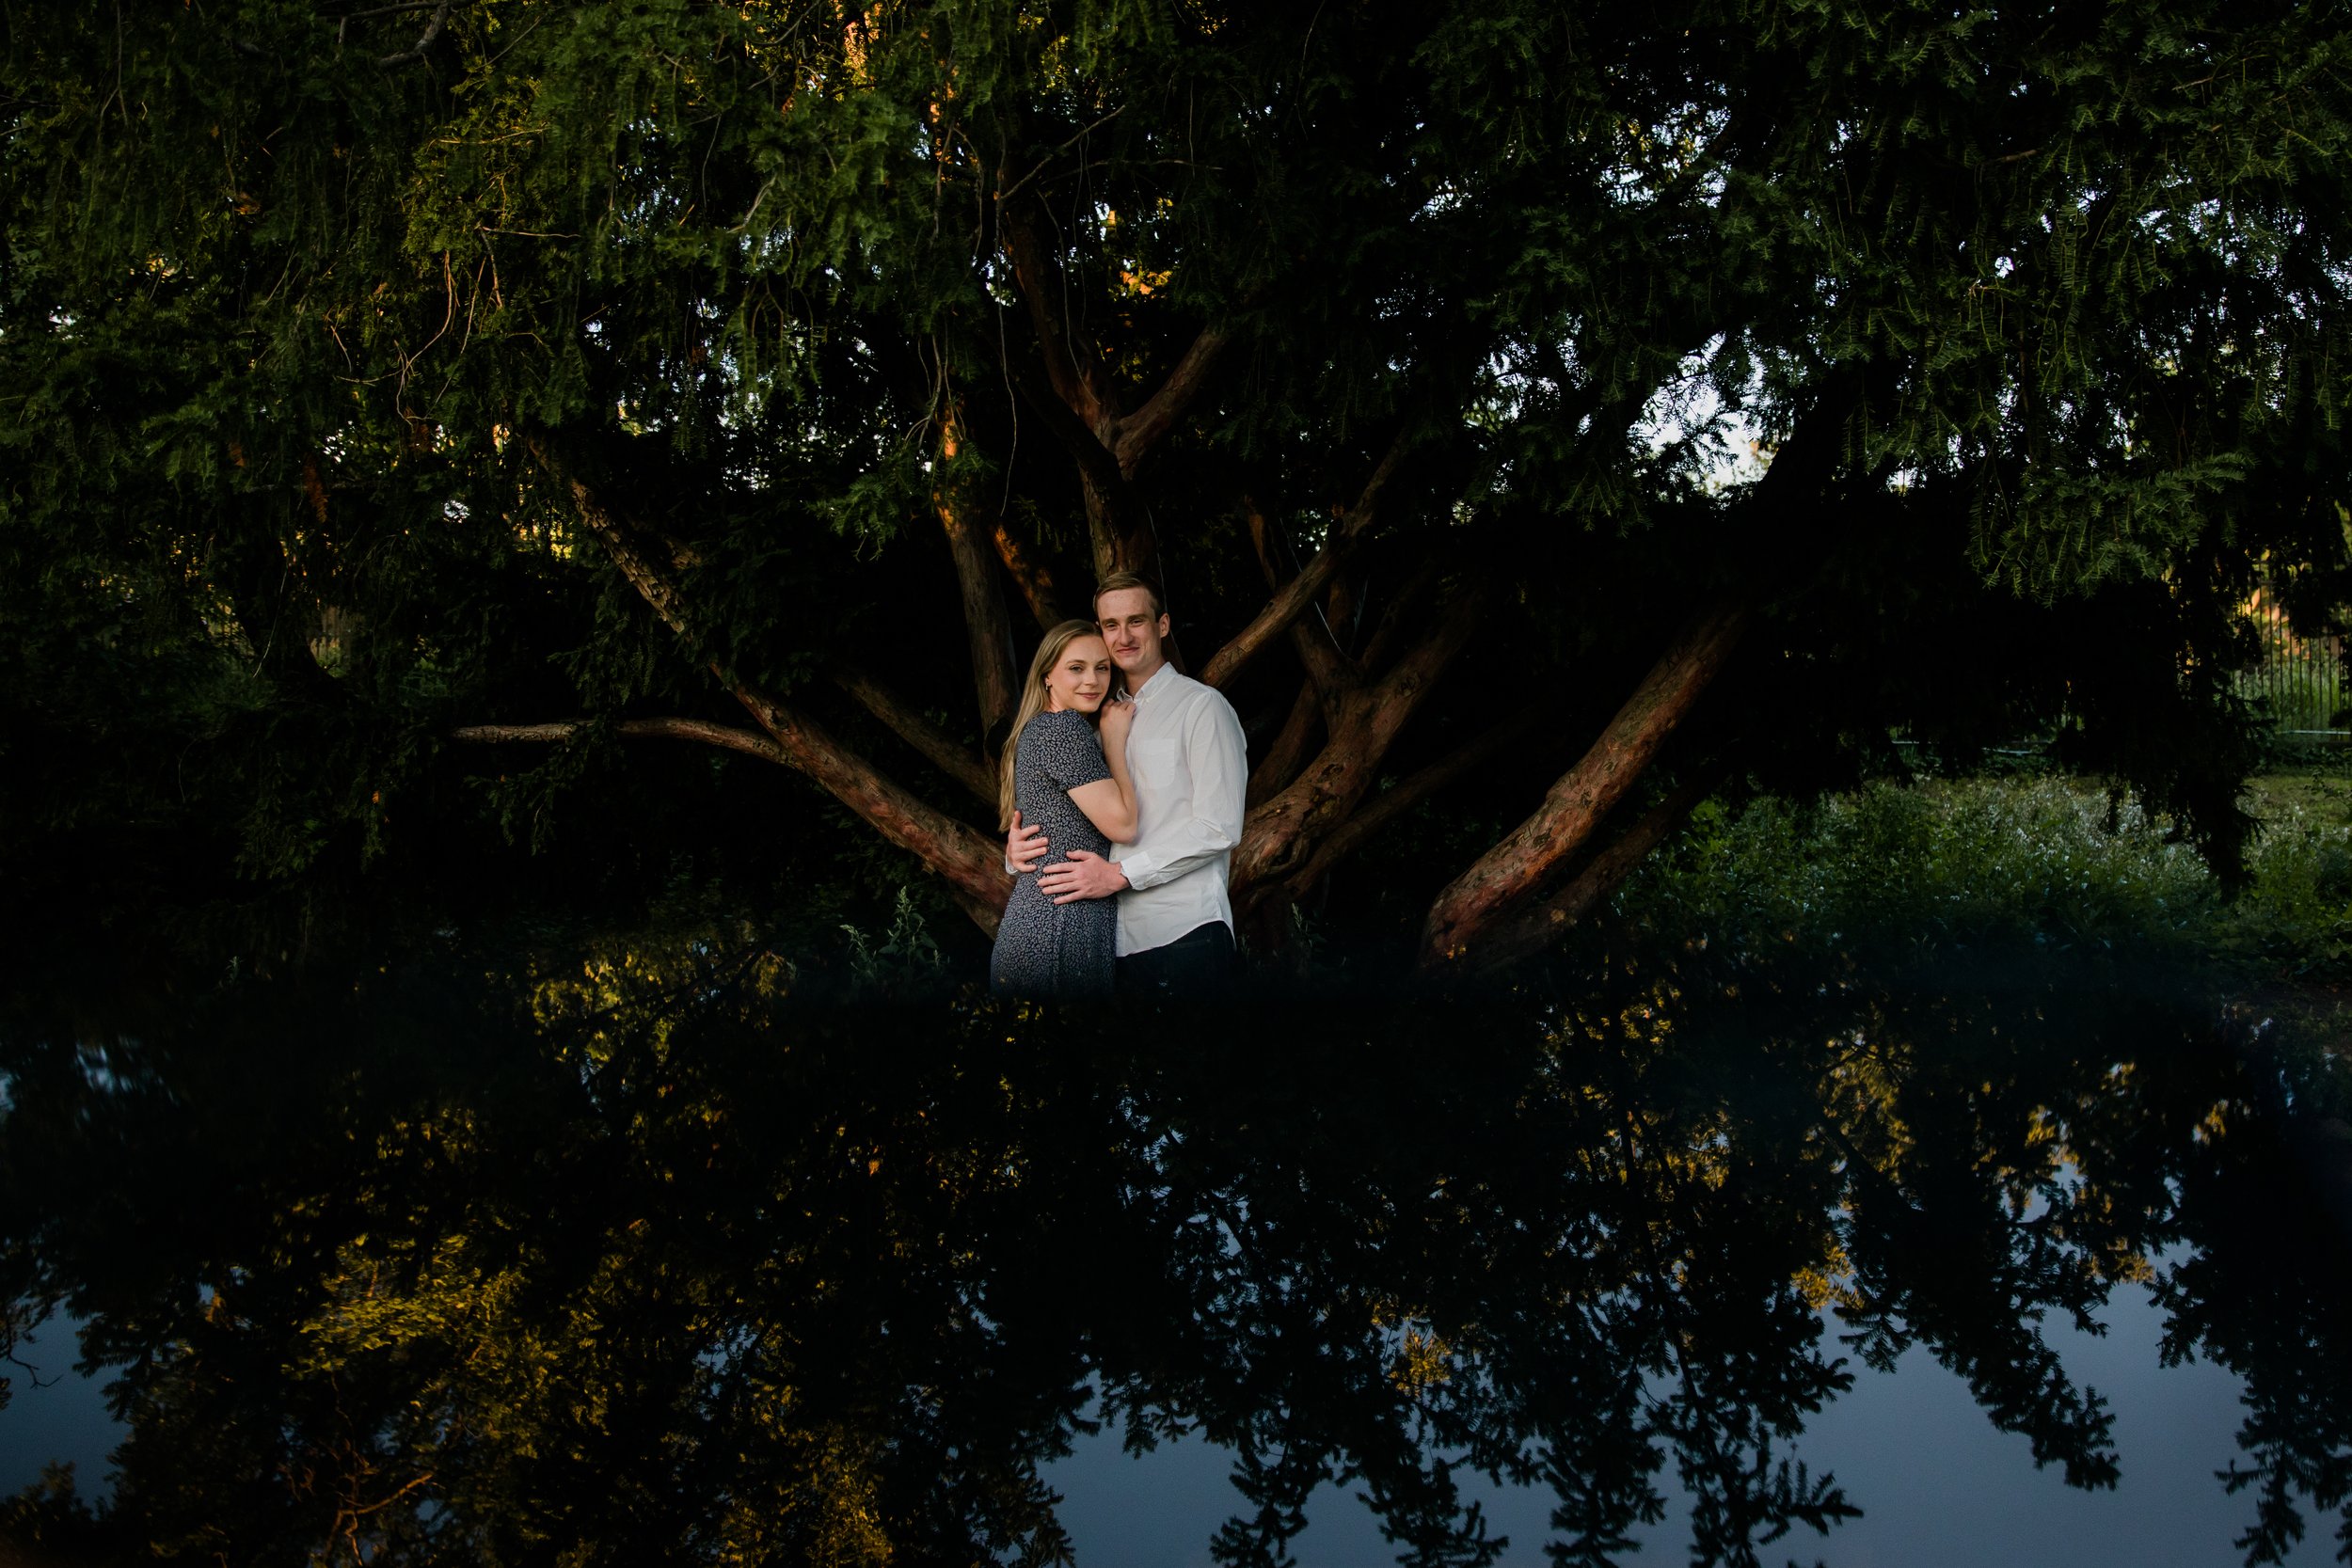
[1247,680,1323,809]
[1353,557,1439,674]
[494,344,1828,964]
[1112,325,1232,476]
[993,520,1066,630]
[1280,706,1550,898]
[1200,544,1351,691]
[829,668,998,806]
[934,406,1019,740]
[1417,604,1748,971]
[451,717,787,764]
[1410,379,1860,969]
[725,682,1009,929]
[995,180,1236,579]
[1207,442,1403,691]
[1231,583,1488,902]
[996,185,1115,432]
[1461,763,1727,975]
[518,442,1010,931]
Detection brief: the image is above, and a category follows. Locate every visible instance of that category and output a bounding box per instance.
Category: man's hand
[1039,848,1129,904]
[1006,810,1048,876]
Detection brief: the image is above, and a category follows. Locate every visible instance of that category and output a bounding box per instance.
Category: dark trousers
[1115,921,1235,1000]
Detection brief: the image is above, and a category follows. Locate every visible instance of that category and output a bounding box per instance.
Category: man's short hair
[1093,570,1166,620]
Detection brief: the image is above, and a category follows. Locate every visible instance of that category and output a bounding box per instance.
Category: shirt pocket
[1133,737,1182,789]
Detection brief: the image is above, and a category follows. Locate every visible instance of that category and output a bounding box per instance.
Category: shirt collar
[1129,663,1177,704]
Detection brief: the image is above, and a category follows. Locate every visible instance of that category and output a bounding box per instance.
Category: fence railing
[2239,589,2349,742]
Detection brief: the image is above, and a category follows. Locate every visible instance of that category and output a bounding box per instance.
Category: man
[1005,572,1249,995]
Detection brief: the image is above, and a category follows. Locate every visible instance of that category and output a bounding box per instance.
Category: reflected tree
[1,927,2346,1566]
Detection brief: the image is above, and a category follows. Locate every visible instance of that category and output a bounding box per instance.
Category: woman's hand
[1068,696,1142,842]
[1097,692,1136,752]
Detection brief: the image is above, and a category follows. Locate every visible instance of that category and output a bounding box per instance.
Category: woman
[989,620,1139,1000]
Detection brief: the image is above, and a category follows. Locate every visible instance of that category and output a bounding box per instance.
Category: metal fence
[2239,588,2350,746]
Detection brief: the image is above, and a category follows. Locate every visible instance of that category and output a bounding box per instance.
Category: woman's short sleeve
[1032,710,1113,792]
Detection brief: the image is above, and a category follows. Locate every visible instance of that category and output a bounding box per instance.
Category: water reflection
[0,935,2345,1566]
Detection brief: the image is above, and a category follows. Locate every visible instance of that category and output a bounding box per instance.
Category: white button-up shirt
[1108,664,1248,957]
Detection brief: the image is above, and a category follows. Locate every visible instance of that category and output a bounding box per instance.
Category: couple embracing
[989,572,1248,1001]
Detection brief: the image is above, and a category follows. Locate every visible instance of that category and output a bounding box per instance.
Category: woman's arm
[1100,691,1245,890]
[1068,704,1138,842]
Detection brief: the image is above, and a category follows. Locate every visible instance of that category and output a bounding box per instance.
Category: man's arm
[1110,693,1248,892]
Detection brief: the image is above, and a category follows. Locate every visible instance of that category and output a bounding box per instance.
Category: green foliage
[6,0,2352,947]
[1614,773,2352,980]
[838,884,952,994]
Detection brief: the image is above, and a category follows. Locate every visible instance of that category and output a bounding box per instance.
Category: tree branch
[1285,593,1359,718]
[1416,602,1748,971]
[1240,496,1358,711]
[935,404,1019,742]
[1415,370,1861,973]
[726,682,1008,928]
[1342,425,1411,534]
[1232,580,1491,896]
[527,437,1009,929]
[829,668,997,806]
[1281,706,1549,896]
[1354,555,1439,675]
[1247,678,1323,809]
[1358,578,1489,755]
[450,717,788,765]
[993,520,1066,630]
[1202,519,1351,690]
[994,184,1110,430]
[529,440,695,641]
[1006,353,1140,568]
[1465,763,1728,975]
[1207,432,1409,691]
[992,155,1238,580]
[1112,323,1232,476]
[375,0,451,64]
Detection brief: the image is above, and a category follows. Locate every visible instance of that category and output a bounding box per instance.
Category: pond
[1,928,2346,1567]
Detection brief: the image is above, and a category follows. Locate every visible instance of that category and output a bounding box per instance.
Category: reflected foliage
[1,924,2348,1567]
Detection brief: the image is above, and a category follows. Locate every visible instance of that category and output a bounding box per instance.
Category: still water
[1,931,2345,1566]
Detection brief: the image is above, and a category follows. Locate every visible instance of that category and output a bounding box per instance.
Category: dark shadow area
[1,911,2347,1568]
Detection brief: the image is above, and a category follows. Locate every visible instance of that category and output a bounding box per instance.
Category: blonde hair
[998,619,1111,830]
[1092,570,1166,620]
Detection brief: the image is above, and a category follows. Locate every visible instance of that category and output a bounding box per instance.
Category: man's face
[1096,588,1170,679]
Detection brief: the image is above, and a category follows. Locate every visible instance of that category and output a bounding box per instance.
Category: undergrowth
[1614,774,2352,982]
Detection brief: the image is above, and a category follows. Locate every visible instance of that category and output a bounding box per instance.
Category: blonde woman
[989,620,1139,999]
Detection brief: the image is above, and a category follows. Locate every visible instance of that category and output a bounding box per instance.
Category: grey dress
[989,709,1119,1000]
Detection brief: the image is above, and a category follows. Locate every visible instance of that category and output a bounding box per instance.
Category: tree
[5,0,2349,974]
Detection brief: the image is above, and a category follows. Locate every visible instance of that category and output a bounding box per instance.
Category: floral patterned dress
[989,709,1118,1000]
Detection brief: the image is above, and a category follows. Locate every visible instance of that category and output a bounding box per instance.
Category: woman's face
[1042,635,1115,714]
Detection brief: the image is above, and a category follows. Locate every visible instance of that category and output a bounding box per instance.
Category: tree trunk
[993,520,1066,630]
[935,405,1020,747]
[1416,604,1748,971]
[1230,585,1487,904]
[1279,706,1551,900]
[994,171,1235,594]
[1412,374,1861,971]
[1247,680,1323,810]
[1455,761,1728,975]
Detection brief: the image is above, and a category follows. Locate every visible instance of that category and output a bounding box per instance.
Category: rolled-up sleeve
[1116,692,1248,891]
